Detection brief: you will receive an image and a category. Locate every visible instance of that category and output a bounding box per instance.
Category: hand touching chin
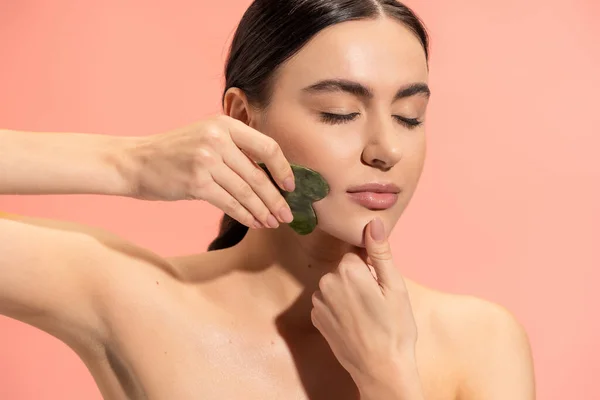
[311,217,425,400]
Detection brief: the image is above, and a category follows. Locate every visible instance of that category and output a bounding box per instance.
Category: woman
[0,0,535,399]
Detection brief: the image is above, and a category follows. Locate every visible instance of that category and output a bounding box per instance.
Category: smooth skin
[0,17,535,400]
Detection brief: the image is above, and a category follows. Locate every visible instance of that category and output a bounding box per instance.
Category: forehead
[276,17,429,92]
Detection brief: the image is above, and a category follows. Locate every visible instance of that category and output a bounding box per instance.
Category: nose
[361,117,404,171]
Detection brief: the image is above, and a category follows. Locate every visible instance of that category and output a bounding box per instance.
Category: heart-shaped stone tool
[257,163,330,235]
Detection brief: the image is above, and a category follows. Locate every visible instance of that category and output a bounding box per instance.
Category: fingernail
[279,206,294,223]
[267,214,280,228]
[370,218,385,242]
[253,219,263,229]
[283,177,295,192]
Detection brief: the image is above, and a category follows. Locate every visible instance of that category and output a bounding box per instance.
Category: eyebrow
[302,79,431,101]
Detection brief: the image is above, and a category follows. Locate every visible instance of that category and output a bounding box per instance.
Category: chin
[316,222,368,247]
[312,201,397,248]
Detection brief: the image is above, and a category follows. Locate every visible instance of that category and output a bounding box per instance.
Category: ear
[223,87,258,127]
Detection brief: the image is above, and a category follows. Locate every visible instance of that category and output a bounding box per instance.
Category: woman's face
[255,17,430,247]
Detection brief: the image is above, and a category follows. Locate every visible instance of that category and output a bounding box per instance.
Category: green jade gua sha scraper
[257,162,329,235]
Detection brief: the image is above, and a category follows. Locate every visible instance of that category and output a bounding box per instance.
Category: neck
[234,225,362,329]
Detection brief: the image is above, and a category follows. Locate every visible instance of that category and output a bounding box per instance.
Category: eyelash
[319,112,422,129]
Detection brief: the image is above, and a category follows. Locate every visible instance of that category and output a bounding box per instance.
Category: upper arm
[0,213,113,349]
[456,298,536,400]
[0,212,177,351]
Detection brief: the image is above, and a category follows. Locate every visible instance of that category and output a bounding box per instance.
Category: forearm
[356,358,425,400]
[0,129,138,196]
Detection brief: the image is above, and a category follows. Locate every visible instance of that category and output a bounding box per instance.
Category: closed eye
[319,112,423,129]
[319,112,359,124]
[394,116,422,129]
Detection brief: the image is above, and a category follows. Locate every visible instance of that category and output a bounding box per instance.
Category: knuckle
[310,308,319,326]
[225,196,240,214]
[245,214,257,227]
[373,253,393,264]
[275,195,289,210]
[214,114,229,123]
[369,246,392,261]
[311,292,319,306]
[318,274,334,292]
[342,263,362,280]
[191,174,213,198]
[338,262,352,276]
[250,165,268,186]
[340,252,363,265]
[194,148,219,167]
[237,181,254,200]
[203,125,228,147]
[263,138,281,158]
[259,210,271,222]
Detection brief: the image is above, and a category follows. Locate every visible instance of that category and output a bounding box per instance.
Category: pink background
[1,1,598,399]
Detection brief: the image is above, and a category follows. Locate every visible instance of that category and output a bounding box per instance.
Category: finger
[198,182,262,229]
[339,259,380,291]
[226,118,295,192]
[317,274,337,309]
[339,264,387,318]
[317,272,355,320]
[364,217,400,290]
[361,256,379,282]
[311,290,336,329]
[312,290,326,308]
[209,163,280,228]
[221,147,293,224]
[335,258,384,311]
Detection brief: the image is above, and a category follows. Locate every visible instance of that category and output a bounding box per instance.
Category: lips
[346,183,401,210]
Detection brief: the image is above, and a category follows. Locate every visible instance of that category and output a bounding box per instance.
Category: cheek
[257,106,314,160]
[312,200,369,247]
[259,107,361,172]
[404,135,427,184]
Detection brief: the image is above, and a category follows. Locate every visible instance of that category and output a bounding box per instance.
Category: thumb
[364,217,398,289]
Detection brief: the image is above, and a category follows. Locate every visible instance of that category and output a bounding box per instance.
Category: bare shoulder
[411,283,536,400]
[426,288,530,346]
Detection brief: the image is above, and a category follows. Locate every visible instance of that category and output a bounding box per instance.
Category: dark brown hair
[208,0,429,251]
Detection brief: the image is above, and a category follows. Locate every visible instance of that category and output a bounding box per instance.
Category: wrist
[103,135,145,197]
